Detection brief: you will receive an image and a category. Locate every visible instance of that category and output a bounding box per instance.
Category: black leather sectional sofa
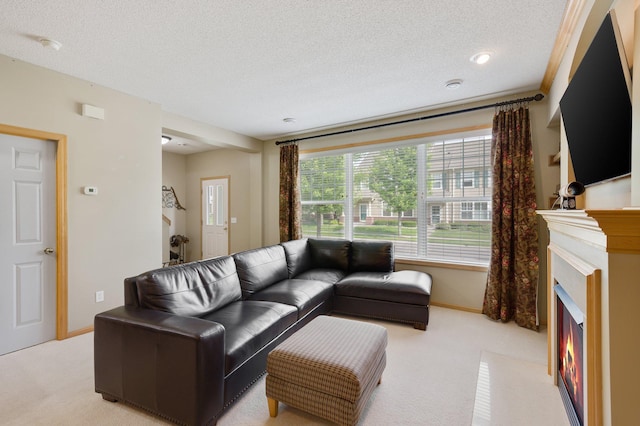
[94,238,432,425]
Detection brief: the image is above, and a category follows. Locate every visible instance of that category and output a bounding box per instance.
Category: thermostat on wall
[83,186,98,195]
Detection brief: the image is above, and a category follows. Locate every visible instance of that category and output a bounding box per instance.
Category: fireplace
[556,284,584,426]
[544,242,599,426]
[538,208,640,425]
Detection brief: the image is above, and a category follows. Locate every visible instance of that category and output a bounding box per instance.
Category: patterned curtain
[279,143,302,242]
[482,104,539,331]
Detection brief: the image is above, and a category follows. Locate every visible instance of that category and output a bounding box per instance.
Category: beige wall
[262,92,561,317]
[0,54,162,333]
[0,53,266,334]
[183,149,263,261]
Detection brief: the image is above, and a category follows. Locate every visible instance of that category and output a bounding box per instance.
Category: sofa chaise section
[334,270,432,330]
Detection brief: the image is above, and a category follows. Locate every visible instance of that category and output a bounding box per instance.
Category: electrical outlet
[95,290,104,303]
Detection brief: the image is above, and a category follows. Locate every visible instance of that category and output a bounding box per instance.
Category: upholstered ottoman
[266,315,387,425]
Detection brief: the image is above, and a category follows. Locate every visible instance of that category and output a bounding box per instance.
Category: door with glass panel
[201,177,229,259]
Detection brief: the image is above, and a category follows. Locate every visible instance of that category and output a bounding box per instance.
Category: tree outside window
[368,146,417,236]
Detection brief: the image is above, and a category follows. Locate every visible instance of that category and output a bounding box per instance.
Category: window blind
[300,134,492,265]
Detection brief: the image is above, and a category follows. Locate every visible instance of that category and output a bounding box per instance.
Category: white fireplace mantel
[538,209,640,254]
[538,208,640,426]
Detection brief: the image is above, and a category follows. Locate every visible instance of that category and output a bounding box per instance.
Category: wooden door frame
[0,124,68,340]
[200,175,230,258]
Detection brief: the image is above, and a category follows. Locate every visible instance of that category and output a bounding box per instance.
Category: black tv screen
[559,12,632,187]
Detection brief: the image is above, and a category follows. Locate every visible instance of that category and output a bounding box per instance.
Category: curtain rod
[275,93,544,145]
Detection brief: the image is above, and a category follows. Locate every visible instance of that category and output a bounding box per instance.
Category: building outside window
[300,133,492,265]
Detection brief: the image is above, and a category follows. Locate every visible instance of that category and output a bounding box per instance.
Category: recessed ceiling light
[283,117,296,124]
[470,51,492,65]
[161,136,172,145]
[445,79,463,89]
[38,38,62,51]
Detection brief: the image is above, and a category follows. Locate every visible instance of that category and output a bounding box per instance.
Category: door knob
[44,248,55,255]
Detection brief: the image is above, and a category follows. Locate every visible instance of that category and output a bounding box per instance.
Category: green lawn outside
[302,224,490,246]
[429,228,491,247]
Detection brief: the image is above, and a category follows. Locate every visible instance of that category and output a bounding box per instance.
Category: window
[206,186,213,225]
[300,155,345,238]
[475,202,489,220]
[300,133,492,265]
[462,171,475,188]
[430,172,443,190]
[461,202,474,220]
[431,205,441,224]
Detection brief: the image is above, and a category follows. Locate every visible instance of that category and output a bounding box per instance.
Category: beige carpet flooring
[0,306,568,425]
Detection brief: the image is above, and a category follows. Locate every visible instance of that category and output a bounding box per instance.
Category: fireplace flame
[560,311,583,422]
[563,326,578,401]
[557,290,584,424]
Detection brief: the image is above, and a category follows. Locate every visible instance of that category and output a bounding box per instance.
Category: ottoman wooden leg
[268,397,279,417]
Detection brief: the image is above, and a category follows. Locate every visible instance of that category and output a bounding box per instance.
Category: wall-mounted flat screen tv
[559,11,632,187]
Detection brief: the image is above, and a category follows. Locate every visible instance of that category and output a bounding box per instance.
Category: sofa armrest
[94,306,226,426]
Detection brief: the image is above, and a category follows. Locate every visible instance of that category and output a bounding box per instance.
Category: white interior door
[201,177,229,259]
[0,134,56,355]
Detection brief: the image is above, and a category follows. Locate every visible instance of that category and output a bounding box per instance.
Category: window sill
[395,257,488,272]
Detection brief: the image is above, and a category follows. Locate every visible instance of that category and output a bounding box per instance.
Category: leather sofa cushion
[233,245,289,299]
[308,238,351,272]
[280,238,312,278]
[247,278,334,319]
[350,240,394,273]
[135,256,241,317]
[295,268,345,284]
[335,271,432,305]
[201,300,297,375]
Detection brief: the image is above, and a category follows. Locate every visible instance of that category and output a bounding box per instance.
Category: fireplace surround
[538,209,640,426]
[547,241,600,425]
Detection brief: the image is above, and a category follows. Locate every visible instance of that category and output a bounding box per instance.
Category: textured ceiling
[1,1,567,142]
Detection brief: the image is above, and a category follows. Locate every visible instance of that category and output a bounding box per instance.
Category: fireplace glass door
[556,284,585,426]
